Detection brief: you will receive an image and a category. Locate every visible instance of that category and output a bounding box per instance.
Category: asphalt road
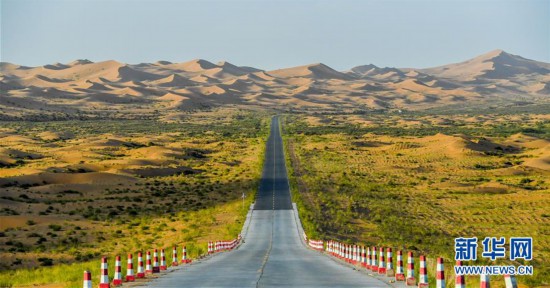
[254,116,292,210]
[145,116,390,287]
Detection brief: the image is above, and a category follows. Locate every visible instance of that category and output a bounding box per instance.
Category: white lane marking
[273,119,276,210]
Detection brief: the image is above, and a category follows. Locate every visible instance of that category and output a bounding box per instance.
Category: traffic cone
[160,249,167,270]
[434,257,444,288]
[418,255,439,288]
[480,273,490,288]
[137,252,145,278]
[145,251,153,274]
[83,271,92,288]
[455,260,465,288]
[99,257,110,288]
[172,246,178,266]
[386,247,395,277]
[504,274,517,288]
[113,255,122,286]
[395,250,405,281]
[126,253,135,282]
[181,245,191,263]
[152,249,160,273]
[406,252,416,286]
[371,246,378,272]
[378,247,387,274]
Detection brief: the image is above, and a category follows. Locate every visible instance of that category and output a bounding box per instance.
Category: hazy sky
[1,0,549,70]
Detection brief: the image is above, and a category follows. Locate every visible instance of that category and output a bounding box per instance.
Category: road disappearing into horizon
[145,116,389,287]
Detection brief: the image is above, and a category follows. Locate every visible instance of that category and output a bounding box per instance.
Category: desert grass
[283,113,550,287]
[0,109,269,287]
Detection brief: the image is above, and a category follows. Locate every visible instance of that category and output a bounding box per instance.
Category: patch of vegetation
[283,114,550,287]
[0,110,270,286]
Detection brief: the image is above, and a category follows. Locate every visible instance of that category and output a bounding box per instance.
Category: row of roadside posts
[303,235,519,288]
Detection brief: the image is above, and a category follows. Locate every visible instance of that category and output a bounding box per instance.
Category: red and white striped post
[504,274,517,288]
[126,253,135,282]
[358,245,362,265]
[366,247,371,269]
[435,257,444,288]
[395,250,405,281]
[342,244,346,261]
[418,255,434,288]
[406,252,416,286]
[152,249,160,273]
[181,246,191,263]
[83,271,92,288]
[361,246,367,267]
[345,245,349,262]
[160,249,167,270]
[378,247,386,275]
[386,248,395,277]
[99,257,110,288]
[208,242,213,254]
[113,255,122,286]
[371,246,378,272]
[455,260,465,288]
[172,246,178,266]
[137,252,145,278]
[480,273,490,288]
[145,251,153,274]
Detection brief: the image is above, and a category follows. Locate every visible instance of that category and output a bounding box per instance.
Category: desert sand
[1,50,549,120]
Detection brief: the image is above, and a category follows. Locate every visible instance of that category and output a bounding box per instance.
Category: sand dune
[269,63,353,80]
[190,74,219,84]
[1,49,548,117]
[148,74,197,87]
[421,50,550,81]
[177,59,218,72]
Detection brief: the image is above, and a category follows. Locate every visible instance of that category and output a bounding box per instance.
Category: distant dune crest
[1,50,549,119]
